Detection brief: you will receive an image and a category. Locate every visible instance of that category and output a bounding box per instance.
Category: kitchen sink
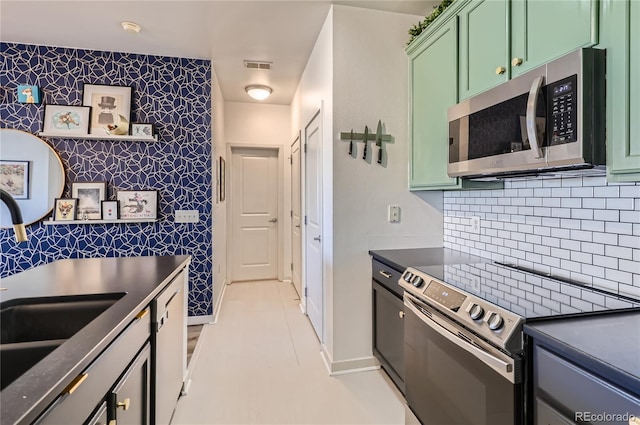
[0,293,125,389]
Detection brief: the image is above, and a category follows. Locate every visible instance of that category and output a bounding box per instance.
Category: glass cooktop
[413,262,640,319]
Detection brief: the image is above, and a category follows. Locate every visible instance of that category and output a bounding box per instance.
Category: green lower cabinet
[510,0,599,77]
[408,19,461,190]
[602,0,640,181]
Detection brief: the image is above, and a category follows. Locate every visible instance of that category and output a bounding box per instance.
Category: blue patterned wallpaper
[0,43,213,316]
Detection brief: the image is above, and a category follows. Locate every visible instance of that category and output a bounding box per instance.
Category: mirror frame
[0,129,66,227]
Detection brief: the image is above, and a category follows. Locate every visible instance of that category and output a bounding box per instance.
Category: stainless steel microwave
[448,48,606,179]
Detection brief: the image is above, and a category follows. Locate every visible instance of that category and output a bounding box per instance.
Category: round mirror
[0,129,65,227]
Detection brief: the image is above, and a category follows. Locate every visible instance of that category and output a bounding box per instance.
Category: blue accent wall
[0,43,213,316]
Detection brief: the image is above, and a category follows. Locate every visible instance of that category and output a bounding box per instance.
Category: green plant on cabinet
[458,0,599,100]
[602,0,640,181]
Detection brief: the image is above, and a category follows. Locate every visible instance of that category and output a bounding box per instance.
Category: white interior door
[231,147,278,282]
[291,134,302,298]
[304,111,323,340]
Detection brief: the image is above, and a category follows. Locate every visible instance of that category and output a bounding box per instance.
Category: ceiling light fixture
[245,85,272,101]
[121,21,141,33]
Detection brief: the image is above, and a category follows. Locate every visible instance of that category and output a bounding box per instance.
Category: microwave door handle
[526,76,545,159]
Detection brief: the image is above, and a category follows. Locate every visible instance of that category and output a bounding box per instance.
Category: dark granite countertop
[0,255,191,425]
[524,311,640,396]
[369,247,487,272]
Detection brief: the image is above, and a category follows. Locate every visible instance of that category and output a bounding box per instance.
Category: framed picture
[218,157,225,202]
[116,190,158,220]
[54,198,78,221]
[0,160,29,199]
[82,84,132,136]
[101,200,119,220]
[17,85,41,104]
[130,123,155,138]
[71,181,108,220]
[42,105,91,136]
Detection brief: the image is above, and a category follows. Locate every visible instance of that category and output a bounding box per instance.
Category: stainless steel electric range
[400,261,640,425]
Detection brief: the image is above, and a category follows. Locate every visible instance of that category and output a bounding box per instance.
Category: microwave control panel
[549,74,578,145]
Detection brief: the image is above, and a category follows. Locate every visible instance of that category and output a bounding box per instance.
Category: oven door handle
[404,295,516,384]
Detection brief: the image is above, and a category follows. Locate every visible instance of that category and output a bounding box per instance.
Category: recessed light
[121,21,141,33]
[245,85,272,101]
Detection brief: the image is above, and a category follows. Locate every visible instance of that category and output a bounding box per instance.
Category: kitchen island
[0,255,191,425]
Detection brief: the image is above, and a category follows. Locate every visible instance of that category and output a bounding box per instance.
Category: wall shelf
[39,132,158,142]
[44,219,158,225]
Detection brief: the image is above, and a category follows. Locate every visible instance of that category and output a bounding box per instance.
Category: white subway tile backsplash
[444,178,640,298]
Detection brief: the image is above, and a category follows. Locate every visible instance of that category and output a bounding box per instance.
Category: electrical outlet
[470,216,481,234]
[388,205,401,223]
[175,210,199,223]
[470,276,481,293]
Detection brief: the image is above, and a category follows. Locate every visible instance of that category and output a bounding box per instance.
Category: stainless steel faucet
[0,188,27,242]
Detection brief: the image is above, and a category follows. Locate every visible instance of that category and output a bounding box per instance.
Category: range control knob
[403,272,413,283]
[488,313,504,331]
[469,304,484,320]
[411,275,424,288]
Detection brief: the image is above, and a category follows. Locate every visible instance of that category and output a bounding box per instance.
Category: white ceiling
[0,1,436,104]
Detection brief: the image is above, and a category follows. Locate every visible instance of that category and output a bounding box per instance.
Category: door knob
[511,57,523,67]
[313,236,321,242]
[117,398,130,411]
[399,311,405,319]
[495,66,506,75]
[295,224,301,228]
[268,218,278,223]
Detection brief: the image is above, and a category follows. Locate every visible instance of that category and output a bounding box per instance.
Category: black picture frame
[53,198,78,221]
[71,181,108,220]
[101,200,119,220]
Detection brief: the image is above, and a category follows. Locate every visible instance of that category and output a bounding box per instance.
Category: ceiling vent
[244,60,272,70]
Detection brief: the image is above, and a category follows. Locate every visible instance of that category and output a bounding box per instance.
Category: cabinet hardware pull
[399,311,405,319]
[135,309,149,320]
[63,373,88,395]
[495,66,506,75]
[511,57,523,67]
[379,270,392,279]
[117,398,131,411]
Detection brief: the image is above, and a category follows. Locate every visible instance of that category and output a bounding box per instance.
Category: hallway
[172,280,404,424]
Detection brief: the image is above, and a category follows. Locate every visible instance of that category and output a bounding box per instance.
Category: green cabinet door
[408,19,460,190]
[458,0,509,99]
[603,0,640,181]
[511,0,599,77]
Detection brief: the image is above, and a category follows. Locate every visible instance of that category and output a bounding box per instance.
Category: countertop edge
[524,321,640,397]
[1,255,192,425]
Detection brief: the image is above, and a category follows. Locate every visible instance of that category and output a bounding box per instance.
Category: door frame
[290,131,303,299]
[226,143,285,283]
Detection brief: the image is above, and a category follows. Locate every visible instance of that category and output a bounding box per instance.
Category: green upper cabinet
[458,0,599,100]
[459,0,509,99]
[601,0,640,181]
[511,0,599,77]
[408,18,460,190]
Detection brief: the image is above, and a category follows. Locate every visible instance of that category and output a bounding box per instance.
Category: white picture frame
[42,105,91,136]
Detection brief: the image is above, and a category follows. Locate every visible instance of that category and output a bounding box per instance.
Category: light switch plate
[175,210,199,223]
[388,205,401,223]
[470,216,481,234]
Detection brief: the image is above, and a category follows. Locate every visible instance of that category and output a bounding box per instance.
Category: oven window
[405,308,517,425]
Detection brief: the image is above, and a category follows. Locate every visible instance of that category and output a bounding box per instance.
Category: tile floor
[172,280,405,424]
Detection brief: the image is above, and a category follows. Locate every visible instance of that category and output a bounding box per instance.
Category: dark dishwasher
[372,258,405,393]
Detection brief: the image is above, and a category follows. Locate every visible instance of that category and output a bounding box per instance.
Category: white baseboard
[182,324,210,396]
[187,315,214,326]
[212,279,228,324]
[320,345,381,376]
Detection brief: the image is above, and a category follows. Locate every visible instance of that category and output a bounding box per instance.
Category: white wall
[292,5,444,370]
[223,101,292,282]
[330,5,443,365]
[212,69,226,318]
